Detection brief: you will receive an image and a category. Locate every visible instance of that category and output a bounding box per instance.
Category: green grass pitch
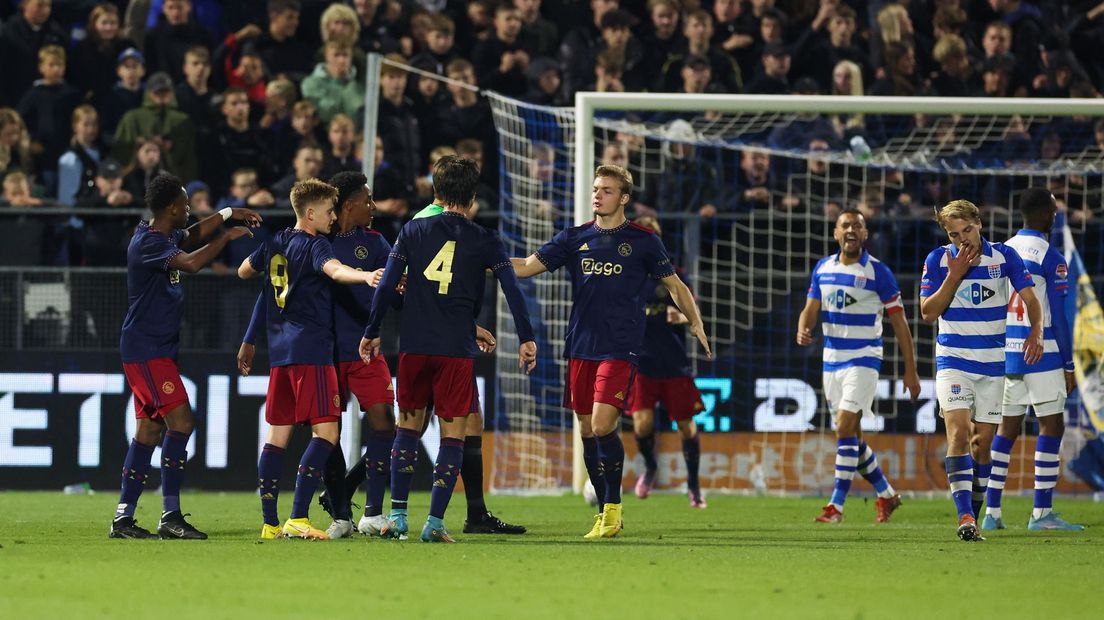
[0,492,1100,619]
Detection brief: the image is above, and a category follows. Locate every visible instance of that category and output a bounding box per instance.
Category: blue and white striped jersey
[1003,229,1073,374]
[919,238,1034,377]
[807,250,904,372]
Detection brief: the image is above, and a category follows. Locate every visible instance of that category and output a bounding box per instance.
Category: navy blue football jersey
[535,220,676,363]
[365,212,534,357]
[247,228,338,366]
[638,268,693,378]
[331,226,391,362]
[120,222,187,362]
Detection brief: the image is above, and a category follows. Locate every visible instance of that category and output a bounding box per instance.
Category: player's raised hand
[367,268,384,288]
[1022,330,1045,365]
[226,226,254,240]
[476,325,497,354]
[230,207,264,227]
[796,326,815,346]
[519,341,537,374]
[946,244,978,280]
[360,336,381,362]
[690,322,712,359]
[902,369,921,403]
[237,343,255,376]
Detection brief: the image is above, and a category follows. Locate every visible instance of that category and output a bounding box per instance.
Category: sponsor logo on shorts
[618,242,632,257]
[332,394,341,408]
[693,400,704,411]
[386,383,394,391]
[355,245,368,260]
[950,384,961,394]
[988,264,1002,279]
[161,381,175,395]
[614,391,624,401]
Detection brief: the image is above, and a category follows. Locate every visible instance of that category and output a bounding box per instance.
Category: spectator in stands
[74,157,132,208]
[301,41,364,126]
[712,0,758,83]
[185,180,212,216]
[290,99,324,147]
[674,55,719,96]
[318,3,367,79]
[0,108,34,178]
[224,43,268,114]
[640,0,685,80]
[523,57,565,105]
[873,3,920,76]
[559,0,620,98]
[220,1,313,84]
[414,144,457,205]
[455,136,499,212]
[113,71,197,183]
[175,46,217,129]
[209,86,268,195]
[780,137,846,215]
[744,42,791,94]
[597,9,646,91]
[371,134,410,241]
[990,0,1044,94]
[437,59,497,188]
[731,147,776,211]
[17,44,81,184]
[470,3,530,97]
[515,0,558,58]
[121,137,167,200]
[270,143,323,211]
[589,48,625,92]
[869,42,919,97]
[100,48,146,139]
[980,54,1014,97]
[57,106,103,206]
[660,10,741,93]
[218,168,275,210]
[320,114,361,179]
[638,119,721,220]
[144,0,213,82]
[795,4,867,93]
[1033,50,1090,99]
[354,0,402,56]
[0,0,68,107]
[768,78,836,150]
[932,5,980,60]
[69,3,136,110]
[2,171,41,206]
[260,78,300,174]
[376,56,421,188]
[980,20,1014,65]
[410,14,458,76]
[930,34,978,97]
[755,8,788,58]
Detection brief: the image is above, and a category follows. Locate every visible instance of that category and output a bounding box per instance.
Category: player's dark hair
[329,171,368,214]
[1019,187,1056,223]
[290,178,338,216]
[835,206,865,225]
[432,155,480,207]
[146,173,184,214]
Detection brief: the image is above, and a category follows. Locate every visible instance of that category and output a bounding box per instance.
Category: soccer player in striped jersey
[238,179,379,540]
[797,208,920,524]
[984,188,1084,531]
[360,156,537,543]
[626,216,709,509]
[112,174,260,539]
[512,164,711,539]
[920,199,1044,542]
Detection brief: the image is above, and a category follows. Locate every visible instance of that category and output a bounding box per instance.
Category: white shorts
[1003,369,1066,417]
[823,366,878,416]
[936,369,1004,425]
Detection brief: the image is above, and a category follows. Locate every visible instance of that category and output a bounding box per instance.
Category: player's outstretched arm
[172,226,252,274]
[322,259,378,285]
[796,298,820,346]
[1018,286,1045,365]
[361,255,407,362]
[511,254,547,279]
[237,291,266,376]
[888,310,922,402]
[180,208,263,251]
[919,245,977,322]
[661,273,712,359]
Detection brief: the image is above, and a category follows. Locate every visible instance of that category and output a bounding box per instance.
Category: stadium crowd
[1,0,1104,267]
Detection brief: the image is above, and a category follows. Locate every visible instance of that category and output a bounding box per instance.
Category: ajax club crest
[355,246,369,260]
[618,243,632,257]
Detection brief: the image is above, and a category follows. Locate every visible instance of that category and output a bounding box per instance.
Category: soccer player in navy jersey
[984,188,1083,531]
[238,179,380,540]
[511,164,712,539]
[797,208,920,524]
[360,155,537,543]
[625,216,710,509]
[920,199,1044,541]
[112,173,261,539]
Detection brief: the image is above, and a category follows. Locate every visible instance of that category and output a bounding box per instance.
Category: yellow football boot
[599,503,623,538]
[260,523,282,539]
[281,518,329,540]
[582,513,604,539]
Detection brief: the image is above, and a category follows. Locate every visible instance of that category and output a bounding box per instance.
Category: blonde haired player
[919,199,1044,541]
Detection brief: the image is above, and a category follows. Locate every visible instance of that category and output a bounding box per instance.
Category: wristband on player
[219,207,233,221]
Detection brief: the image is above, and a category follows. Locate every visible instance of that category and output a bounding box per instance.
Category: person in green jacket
[112,72,197,182]
[300,41,364,126]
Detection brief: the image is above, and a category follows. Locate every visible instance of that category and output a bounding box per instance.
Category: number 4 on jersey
[423,241,456,294]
